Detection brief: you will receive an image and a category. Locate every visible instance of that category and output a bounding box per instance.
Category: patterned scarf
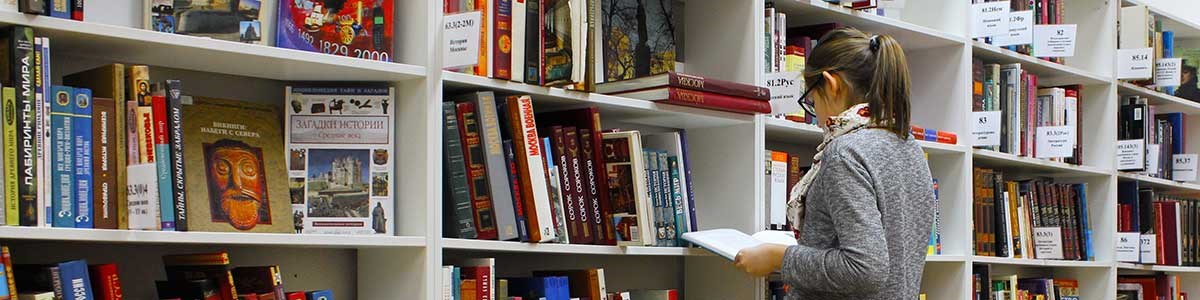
[787,103,872,236]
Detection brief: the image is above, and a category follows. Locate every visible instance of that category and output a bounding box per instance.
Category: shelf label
[1117,48,1155,80]
[1141,234,1157,264]
[764,72,803,115]
[1032,24,1077,57]
[971,1,1011,38]
[1033,227,1064,260]
[992,10,1034,46]
[972,111,1002,147]
[443,11,482,68]
[1116,232,1141,262]
[1116,140,1146,171]
[1156,58,1183,87]
[1035,126,1074,158]
[1173,154,1198,182]
[1146,144,1161,175]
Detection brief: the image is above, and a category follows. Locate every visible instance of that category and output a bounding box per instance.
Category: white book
[602,130,655,246]
[570,0,586,84]
[682,229,797,260]
[512,0,526,82]
[512,96,557,242]
[1119,5,1150,49]
[1001,190,1013,258]
[774,13,786,73]
[126,163,160,230]
[764,7,774,74]
[545,137,570,244]
[441,266,453,300]
[769,151,787,229]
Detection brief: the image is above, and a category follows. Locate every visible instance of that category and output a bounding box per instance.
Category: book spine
[667,156,686,243]
[543,136,568,243]
[657,152,674,246]
[51,266,63,299]
[524,0,541,85]
[679,131,697,232]
[48,0,67,18]
[50,86,75,228]
[136,106,154,164]
[11,26,36,226]
[476,0,491,77]
[70,0,82,20]
[91,97,117,229]
[0,246,14,298]
[73,88,93,228]
[33,37,44,227]
[18,0,45,14]
[550,126,583,244]
[663,88,772,114]
[563,128,594,244]
[124,100,138,169]
[511,0,526,82]
[58,261,94,300]
[111,66,127,229]
[507,96,555,242]
[128,66,150,106]
[580,127,615,245]
[644,151,662,246]
[2,88,15,226]
[457,102,499,239]
[166,80,187,232]
[90,264,122,300]
[669,72,771,101]
[151,96,175,231]
[442,102,477,239]
[473,94,518,241]
[503,140,529,242]
[494,0,512,80]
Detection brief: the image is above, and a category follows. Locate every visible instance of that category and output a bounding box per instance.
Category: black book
[0,26,37,226]
[524,0,541,85]
[443,102,477,239]
[993,172,1008,258]
[165,80,188,231]
[17,0,45,14]
[156,279,220,300]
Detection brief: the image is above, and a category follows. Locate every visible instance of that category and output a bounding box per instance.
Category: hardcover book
[276,0,393,61]
[2,87,14,227]
[165,80,189,232]
[601,130,654,246]
[536,107,615,245]
[1,26,37,226]
[443,102,478,239]
[73,88,93,229]
[56,260,94,300]
[504,95,556,242]
[183,97,291,233]
[152,96,176,231]
[144,0,268,45]
[231,266,284,300]
[596,72,770,101]
[49,85,75,228]
[286,87,393,235]
[91,97,118,229]
[456,101,500,240]
[163,252,238,300]
[88,263,122,300]
[601,0,677,82]
[64,64,128,229]
[454,92,519,241]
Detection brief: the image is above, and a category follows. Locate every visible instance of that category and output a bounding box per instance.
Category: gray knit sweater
[782,128,935,300]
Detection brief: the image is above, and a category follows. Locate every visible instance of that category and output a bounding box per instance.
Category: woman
[734,28,935,299]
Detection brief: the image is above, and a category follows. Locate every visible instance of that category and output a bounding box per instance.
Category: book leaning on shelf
[971,167,1093,261]
[441,93,699,246]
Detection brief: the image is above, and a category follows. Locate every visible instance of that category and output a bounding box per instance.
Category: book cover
[276,0,393,61]
[91,97,118,229]
[505,95,555,242]
[562,127,594,244]
[165,80,188,232]
[63,64,128,229]
[602,130,653,246]
[541,0,572,86]
[442,102,477,239]
[456,101,499,240]
[56,260,93,300]
[1,26,37,226]
[523,0,541,85]
[89,263,122,300]
[48,0,65,18]
[163,252,237,300]
[152,95,176,231]
[127,163,160,230]
[146,0,267,45]
[601,0,676,82]
[535,107,615,245]
[49,86,75,228]
[2,87,15,226]
[456,92,519,241]
[183,97,290,233]
[285,87,394,235]
[72,88,93,229]
[231,266,284,300]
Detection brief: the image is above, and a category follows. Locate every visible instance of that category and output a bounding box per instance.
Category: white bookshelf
[3,0,1200,299]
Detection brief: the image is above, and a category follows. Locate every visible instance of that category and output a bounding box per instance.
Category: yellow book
[2,87,16,225]
[135,106,156,164]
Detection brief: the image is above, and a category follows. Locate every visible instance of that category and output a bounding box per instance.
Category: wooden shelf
[971,41,1112,87]
[442,238,710,256]
[972,149,1113,177]
[0,227,426,248]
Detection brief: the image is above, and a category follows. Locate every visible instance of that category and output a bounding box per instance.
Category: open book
[682,229,798,260]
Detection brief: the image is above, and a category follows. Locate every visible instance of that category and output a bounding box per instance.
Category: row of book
[763,150,806,231]
[442,258,676,300]
[975,0,1068,65]
[972,59,1083,165]
[1117,182,1200,267]
[972,167,1094,261]
[442,93,696,246]
[973,264,1080,300]
[1119,5,1200,102]
[1119,275,1187,300]
[0,25,397,235]
[1117,97,1187,178]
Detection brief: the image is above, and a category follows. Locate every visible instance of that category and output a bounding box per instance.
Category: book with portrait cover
[276,0,393,61]
[144,0,270,45]
[285,86,394,235]
[182,97,290,233]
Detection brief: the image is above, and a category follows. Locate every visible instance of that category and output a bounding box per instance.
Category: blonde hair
[803,28,911,138]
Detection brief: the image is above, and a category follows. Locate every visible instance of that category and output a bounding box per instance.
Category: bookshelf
[3,0,1200,299]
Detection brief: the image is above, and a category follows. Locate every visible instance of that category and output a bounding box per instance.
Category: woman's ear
[821,71,841,97]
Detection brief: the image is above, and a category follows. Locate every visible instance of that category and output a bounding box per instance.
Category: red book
[90,264,123,300]
[493,0,512,80]
[1161,201,1182,266]
[597,72,770,101]
[563,127,595,244]
[284,292,305,300]
[1119,277,1160,300]
[462,266,492,300]
[238,295,259,300]
[535,108,616,245]
[151,96,169,149]
[547,126,587,243]
[71,0,84,21]
[456,102,500,240]
[658,87,771,114]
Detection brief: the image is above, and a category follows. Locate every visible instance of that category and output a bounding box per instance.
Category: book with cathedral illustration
[285,86,395,235]
[181,96,291,233]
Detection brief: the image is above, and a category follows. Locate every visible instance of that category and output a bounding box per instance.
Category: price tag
[443,11,482,68]
[971,1,1011,38]
[993,10,1034,46]
[1156,58,1183,87]
[1033,227,1064,260]
[1117,48,1155,80]
[1116,140,1146,171]
[1173,154,1198,182]
[972,111,1002,147]
[1032,24,1077,57]
[764,72,804,115]
[1141,234,1157,264]
[1146,144,1161,175]
[1115,232,1141,262]
[1035,126,1074,158]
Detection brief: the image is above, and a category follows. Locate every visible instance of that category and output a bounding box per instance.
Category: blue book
[0,256,9,297]
[56,259,94,300]
[49,0,70,19]
[1076,183,1093,261]
[679,130,697,232]
[1158,112,1186,155]
[306,289,333,300]
[49,86,75,228]
[1164,31,1176,95]
[667,156,687,245]
[72,88,93,228]
[452,267,461,300]
[40,37,51,227]
[502,140,529,242]
[152,96,175,231]
[545,276,569,300]
[509,276,568,300]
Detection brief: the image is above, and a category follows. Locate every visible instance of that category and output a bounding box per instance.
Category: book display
[1,0,1200,299]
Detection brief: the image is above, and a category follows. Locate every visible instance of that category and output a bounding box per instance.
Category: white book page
[683,229,797,260]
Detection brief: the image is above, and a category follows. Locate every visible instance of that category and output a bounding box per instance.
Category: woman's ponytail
[867,34,911,138]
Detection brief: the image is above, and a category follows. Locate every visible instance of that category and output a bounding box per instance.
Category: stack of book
[1117,97,1186,178]
[972,59,1083,165]
[442,258,677,300]
[1118,182,1200,267]
[979,0,1067,65]
[1119,275,1187,300]
[974,264,1081,300]
[442,92,697,246]
[763,150,807,231]
[597,72,771,114]
[972,167,1094,261]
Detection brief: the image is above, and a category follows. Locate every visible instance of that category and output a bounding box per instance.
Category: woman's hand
[734,244,789,277]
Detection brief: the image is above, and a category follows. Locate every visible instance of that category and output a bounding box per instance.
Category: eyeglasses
[796,75,822,118]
